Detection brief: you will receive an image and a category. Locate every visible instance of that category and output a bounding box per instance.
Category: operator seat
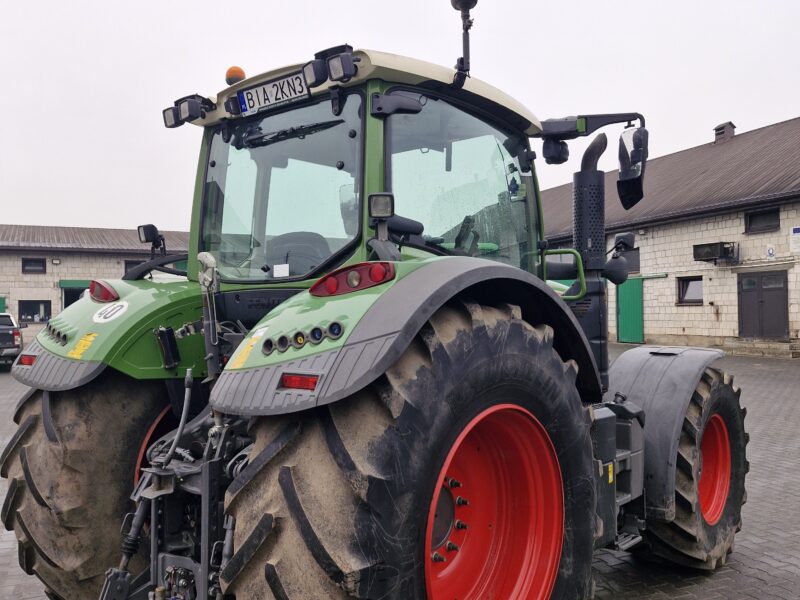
[265,231,331,275]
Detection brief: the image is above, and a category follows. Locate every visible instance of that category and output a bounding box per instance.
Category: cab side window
[386,91,536,271]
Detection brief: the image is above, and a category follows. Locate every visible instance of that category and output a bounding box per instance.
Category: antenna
[451,0,478,88]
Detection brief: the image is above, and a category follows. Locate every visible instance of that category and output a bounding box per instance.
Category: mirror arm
[536,113,645,141]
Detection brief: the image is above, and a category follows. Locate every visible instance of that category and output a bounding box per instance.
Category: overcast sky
[1,0,798,232]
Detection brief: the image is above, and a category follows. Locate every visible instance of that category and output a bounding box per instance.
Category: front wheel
[639,368,748,570]
[223,300,596,599]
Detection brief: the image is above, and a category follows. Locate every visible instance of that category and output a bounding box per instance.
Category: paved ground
[0,345,798,599]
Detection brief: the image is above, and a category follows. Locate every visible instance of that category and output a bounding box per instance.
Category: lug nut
[456,496,469,506]
[455,520,468,530]
[431,552,446,563]
[448,478,462,488]
[446,541,460,552]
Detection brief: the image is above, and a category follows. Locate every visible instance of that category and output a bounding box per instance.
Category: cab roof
[196,48,542,135]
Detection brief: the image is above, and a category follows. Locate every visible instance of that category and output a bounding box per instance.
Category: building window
[124,260,145,275]
[677,276,703,305]
[19,300,52,323]
[745,208,780,234]
[21,258,46,274]
[620,248,640,273]
[63,288,86,308]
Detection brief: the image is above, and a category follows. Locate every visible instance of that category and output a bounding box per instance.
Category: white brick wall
[0,251,147,338]
[607,201,800,344]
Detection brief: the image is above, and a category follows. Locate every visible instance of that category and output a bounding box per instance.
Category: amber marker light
[225,66,246,85]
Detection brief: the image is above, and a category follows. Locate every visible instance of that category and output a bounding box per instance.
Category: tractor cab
[164,47,547,290]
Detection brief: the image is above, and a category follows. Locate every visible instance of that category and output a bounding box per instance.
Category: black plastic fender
[605,345,723,522]
[12,339,106,391]
[210,257,603,416]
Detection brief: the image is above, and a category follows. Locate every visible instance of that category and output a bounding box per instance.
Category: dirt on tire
[222,299,597,599]
[1,370,168,599]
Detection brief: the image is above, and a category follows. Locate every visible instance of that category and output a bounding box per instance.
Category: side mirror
[339,185,358,236]
[18,323,28,329]
[616,126,649,209]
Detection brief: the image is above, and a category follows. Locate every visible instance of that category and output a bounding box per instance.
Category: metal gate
[617,277,644,343]
[738,270,789,340]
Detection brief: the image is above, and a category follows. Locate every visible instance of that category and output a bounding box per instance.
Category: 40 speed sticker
[92,301,129,323]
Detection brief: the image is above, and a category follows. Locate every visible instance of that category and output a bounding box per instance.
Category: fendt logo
[92,301,129,323]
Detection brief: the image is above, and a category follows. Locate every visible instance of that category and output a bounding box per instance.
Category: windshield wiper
[242,119,344,148]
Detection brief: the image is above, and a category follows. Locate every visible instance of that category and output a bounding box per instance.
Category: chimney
[714,121,736,143]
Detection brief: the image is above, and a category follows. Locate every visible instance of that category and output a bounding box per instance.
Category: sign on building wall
[791,226,800,254]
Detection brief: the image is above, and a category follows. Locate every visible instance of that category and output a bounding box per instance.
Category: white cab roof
[196,48,541,135]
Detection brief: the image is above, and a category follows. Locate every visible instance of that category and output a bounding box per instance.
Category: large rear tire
[1,370,168,599]
[222,300,596,599]
[639,368,748,570]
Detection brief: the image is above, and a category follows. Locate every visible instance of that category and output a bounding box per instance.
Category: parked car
[0,313,25,371]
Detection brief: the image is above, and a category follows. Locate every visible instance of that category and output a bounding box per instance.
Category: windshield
[387,91,537,272]
[201,93,362,281]
[0,315,14,327]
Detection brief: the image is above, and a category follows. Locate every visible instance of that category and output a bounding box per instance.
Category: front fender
[605,345,724,522]
[210,257,601,416]
[12,279,205,391]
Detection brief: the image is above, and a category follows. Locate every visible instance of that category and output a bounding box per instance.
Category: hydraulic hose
[161,368,193,468]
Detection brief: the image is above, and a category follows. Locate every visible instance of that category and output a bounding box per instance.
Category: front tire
[223,300,596,599]
[1,371,168,599]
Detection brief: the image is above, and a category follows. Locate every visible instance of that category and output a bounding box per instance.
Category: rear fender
[12,279,205,391]
[605,346,723,522]
[210,257,602,415]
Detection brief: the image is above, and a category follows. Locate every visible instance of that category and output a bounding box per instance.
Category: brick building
[0,225,188,338]
[542,118,800,357]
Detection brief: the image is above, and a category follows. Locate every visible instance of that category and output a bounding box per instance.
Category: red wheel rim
[698,413,731,525]
[425,404,563,600]
[133,405,172,485]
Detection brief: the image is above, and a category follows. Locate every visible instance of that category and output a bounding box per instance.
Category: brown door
[738,271,789,340]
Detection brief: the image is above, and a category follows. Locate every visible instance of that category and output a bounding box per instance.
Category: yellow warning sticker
[229,327,268,370]
[67,333,98,359]
[608,463,614,484]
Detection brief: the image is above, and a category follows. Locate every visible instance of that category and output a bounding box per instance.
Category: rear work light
[310,262,396,297]
[279,373,319,391]
[90,280,120,303]
[18,354,36,367]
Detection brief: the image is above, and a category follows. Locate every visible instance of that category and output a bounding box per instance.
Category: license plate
[237,72,310,116]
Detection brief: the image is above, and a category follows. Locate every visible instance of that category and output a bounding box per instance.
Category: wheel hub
[425,404,563,600]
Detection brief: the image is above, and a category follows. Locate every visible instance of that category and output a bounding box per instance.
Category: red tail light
[310,262,396,297]
[12,329,21,346]
[279,373,319,390]
[19,354,36,367]
[90,280,120,303]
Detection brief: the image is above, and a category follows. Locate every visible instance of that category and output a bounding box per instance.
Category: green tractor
[3,3,748,599]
